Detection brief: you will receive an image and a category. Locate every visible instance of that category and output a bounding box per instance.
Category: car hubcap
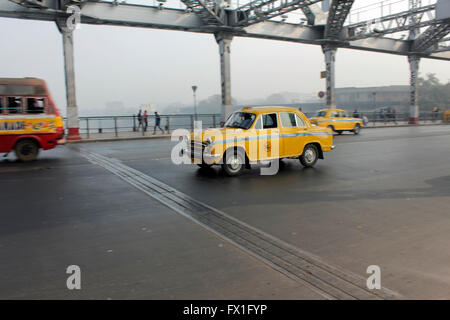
[227,155,240,171]
[304,149,315,164]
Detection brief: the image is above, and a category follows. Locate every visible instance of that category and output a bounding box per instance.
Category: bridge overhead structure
[1,0,450,137]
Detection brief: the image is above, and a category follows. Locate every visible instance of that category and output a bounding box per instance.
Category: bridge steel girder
[214,32,233,122]
[56,18,81,140]
[234,0,326,26]
[324,0,354,39]
[412,22,450,52]
[1,0,450,62]
[408,55,420,124]
[346,4,436,41]
[321,44,337,108]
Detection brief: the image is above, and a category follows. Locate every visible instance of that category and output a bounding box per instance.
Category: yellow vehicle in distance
[183,106,335,176]
[309,109,363,135]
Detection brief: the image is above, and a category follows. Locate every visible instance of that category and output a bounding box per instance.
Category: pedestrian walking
[137,109,143,131]
[143,110,148,131]
[153,111,164,134]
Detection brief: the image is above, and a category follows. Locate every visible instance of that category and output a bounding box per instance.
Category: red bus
[0,78,65,161]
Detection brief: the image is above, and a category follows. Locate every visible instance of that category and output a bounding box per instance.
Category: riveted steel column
[215,32,233,122]
[56,19,81,141]
[408,55,420,124]
[322,45,337,108]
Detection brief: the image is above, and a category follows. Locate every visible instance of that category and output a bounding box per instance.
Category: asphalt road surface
[1,125,449,299]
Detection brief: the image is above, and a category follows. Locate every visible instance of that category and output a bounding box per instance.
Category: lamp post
[192,85,198,121]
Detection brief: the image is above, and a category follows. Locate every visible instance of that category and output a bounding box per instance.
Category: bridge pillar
[215,32,233,122]
[322,44,337,108]
[408,55,420,124]
[56,20,81,141]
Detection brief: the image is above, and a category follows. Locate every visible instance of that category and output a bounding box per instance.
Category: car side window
[263,113,278,129]
[340,112,348,117]
[295,114,306,127]
[331,112,339,118]
[280,112,296,128]
[254,116,262,129]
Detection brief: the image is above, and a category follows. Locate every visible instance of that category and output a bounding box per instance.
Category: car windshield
[317,111,327,117]
[224,112,256,129]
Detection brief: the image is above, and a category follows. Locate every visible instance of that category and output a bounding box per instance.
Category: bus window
[7,97,23,114]
[26,97,45,114]
[0,97,5,114]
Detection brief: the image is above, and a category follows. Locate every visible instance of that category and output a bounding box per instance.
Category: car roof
[239,106,301,114]
[318,108,346,113]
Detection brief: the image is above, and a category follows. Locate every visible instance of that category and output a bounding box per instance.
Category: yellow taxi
[183,106,335,176]
[309,109,363,135]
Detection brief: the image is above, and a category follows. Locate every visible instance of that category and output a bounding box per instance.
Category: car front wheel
[300,144,319,168]
[222,149,245,176]
[353,124,361,135]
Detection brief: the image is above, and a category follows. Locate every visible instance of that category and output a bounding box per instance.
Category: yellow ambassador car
[309,109,363,135]
[183,107,335,176]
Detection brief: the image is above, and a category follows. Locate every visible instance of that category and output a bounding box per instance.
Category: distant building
[335,86,409,110]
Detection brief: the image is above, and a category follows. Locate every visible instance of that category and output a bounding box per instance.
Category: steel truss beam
[324,0,354,39]
[181,0,226,25]
[346,4,436,40]
[412,22,450,52]
[233,0,322,26]
[1,0,450,60]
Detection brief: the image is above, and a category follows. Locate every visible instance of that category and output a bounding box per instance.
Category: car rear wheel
[327,125,335,133]
[300,144,319,168]
[222,149,245,177]
[14,139,39,162]
[353,124,361,135]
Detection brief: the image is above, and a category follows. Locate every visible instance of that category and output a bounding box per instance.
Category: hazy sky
[1,0,449,115]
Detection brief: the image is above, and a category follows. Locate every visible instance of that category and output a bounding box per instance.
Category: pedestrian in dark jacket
[153,111,164,134]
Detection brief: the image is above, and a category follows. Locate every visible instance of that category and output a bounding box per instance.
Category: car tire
[353,124,361,135]
[14,139,39,162]
[300,144,319,168]
[327,125,335,133]
[337,130,343,135]
[222,149,245,177]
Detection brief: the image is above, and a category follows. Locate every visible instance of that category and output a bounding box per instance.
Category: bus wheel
[14,139,39,162]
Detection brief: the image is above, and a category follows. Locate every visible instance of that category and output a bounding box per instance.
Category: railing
[64,111,447,138]
[64,114,221,138]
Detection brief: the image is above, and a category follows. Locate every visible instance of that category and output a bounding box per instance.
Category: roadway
[0,125,449,299]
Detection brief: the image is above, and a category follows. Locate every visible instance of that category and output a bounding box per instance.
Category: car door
[339,111,351,130]
[279,112,304,157]
[257,113,280,161]
[329,110,341,130]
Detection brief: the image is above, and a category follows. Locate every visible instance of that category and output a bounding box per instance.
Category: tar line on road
[78,148,402,300]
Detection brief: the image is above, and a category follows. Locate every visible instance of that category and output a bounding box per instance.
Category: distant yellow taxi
[183,106,335,176]
[309,109,363,135]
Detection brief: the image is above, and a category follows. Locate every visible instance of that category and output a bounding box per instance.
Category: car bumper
[182,147,222,164]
